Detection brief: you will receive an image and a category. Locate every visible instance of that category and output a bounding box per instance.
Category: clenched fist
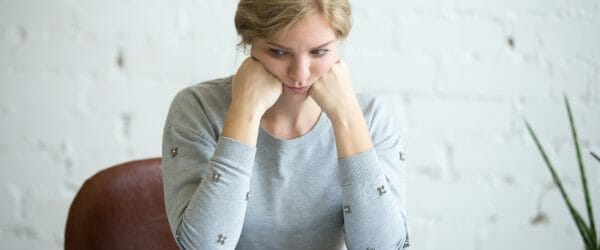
[231,57,283,116]
[309,60,359,119]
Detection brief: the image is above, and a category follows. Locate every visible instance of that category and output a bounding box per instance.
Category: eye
[269,48,288,57]
[310,49,329,57]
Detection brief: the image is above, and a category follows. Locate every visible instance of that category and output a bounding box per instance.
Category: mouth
[285,85,310,94]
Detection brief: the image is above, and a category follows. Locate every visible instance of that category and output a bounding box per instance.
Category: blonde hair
[234,0,352,48]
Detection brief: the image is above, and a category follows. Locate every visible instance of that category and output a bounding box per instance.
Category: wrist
[328,102,363,125]
[329,107,374,158]
[230,100,266,119]
[222,103,263,146]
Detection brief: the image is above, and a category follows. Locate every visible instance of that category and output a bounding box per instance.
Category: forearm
[170,104,261,248]
[339,149,409,249]
[224,57,282,147]
[331,97,409,248]
[164,129,257,249]
[329,103,374,158]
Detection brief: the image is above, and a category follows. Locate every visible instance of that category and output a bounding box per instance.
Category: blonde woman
[162,0,409,249]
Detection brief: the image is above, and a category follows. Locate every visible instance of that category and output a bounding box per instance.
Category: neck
[260,95,322,139]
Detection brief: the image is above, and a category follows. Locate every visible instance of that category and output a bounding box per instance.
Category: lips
[285,85,309,94]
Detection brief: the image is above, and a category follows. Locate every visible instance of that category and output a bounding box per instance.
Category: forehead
[269,12,337,49]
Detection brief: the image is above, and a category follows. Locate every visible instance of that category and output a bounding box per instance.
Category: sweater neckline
[258,112,330,149]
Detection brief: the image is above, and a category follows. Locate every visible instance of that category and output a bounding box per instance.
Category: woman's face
[251,12,340,98]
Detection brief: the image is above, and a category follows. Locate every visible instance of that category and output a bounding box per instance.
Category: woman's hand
[231,57,283,116]
[223,57,282,146]
[309,60,359,120]
[310,60,373,157]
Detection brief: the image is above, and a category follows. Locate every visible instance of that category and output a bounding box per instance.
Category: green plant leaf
[573,207,594,248]
[564,95,597,247]
[524,120,593,247]
[591,151,600,164]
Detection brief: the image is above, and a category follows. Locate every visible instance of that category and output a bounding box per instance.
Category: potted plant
[525,95,599,250]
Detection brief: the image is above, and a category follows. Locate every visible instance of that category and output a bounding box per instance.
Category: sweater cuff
[339,148,385,186]
[211,136,257,176]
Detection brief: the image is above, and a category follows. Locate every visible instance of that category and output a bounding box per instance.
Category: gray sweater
[162,76,409,250]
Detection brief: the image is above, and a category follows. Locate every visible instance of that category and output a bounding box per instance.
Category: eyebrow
[266,40,336,51]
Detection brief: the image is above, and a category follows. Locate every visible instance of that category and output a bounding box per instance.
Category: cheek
[261,59,288,79]
[250,46,287,78]
[311,59,337,78]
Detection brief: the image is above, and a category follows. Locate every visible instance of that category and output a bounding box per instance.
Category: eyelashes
[268,48,330,58]
[269,48,288,57]
[310,48,329,57]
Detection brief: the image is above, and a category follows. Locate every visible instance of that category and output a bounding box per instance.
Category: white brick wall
[1,0,599,249]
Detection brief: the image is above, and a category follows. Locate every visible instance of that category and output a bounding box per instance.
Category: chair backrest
[64,158,178,250]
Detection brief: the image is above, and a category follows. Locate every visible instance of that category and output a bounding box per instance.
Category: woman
[162,0,409,249]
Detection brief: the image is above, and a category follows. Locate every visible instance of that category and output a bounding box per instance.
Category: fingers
[248,56,266,69]
[241,56,260,67]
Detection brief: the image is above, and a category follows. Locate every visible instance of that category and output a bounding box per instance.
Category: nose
[288,57,310,86]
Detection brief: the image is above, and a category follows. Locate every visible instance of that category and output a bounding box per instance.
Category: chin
[282,91,310,101]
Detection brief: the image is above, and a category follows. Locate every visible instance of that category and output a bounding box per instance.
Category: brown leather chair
[64,158,178,250]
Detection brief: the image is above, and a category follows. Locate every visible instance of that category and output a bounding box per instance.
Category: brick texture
[1,0,599,249]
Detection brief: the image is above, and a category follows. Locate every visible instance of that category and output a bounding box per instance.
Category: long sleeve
[162,86,255,249]
[339,97,410,249]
